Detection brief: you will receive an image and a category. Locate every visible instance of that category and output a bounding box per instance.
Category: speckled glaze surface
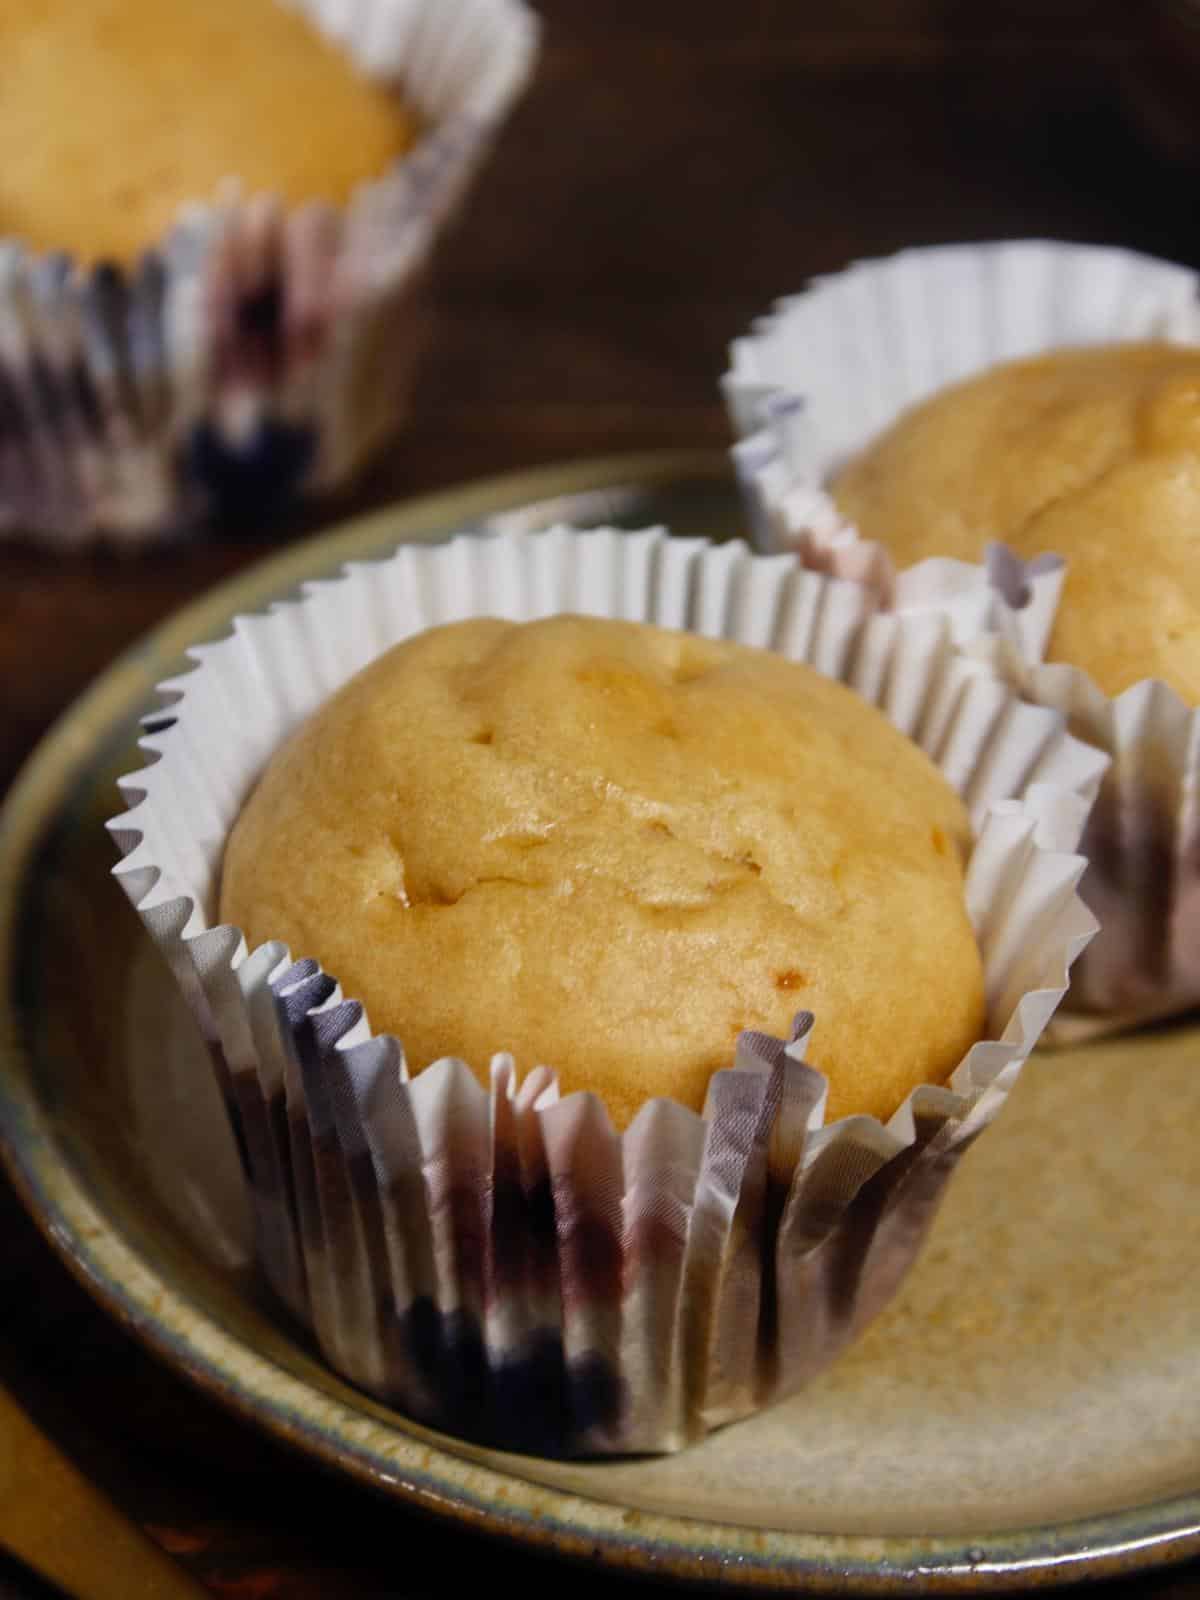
[2,454,1199,1589]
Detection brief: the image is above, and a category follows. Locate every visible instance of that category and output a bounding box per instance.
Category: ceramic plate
[2,452,1199,1591]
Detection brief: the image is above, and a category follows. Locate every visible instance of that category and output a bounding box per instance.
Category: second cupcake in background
[831,341,1200,703]
[0,0,538,547]
[725,240,1200,1034]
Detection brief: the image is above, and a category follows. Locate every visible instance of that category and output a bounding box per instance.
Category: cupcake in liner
[108,526,1103,1455]
[723,240,1200,660]
[0,0,538,548]
[725,239,1200,1036]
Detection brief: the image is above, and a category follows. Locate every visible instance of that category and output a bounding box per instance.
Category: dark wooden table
[3,3,1200,1594]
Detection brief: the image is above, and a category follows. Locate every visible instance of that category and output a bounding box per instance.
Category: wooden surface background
[3,2,1200,1594]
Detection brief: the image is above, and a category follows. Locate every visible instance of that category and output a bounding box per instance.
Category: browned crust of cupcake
[833,343,1200,700]
[220,614,984,1127]
[0,0,417,263]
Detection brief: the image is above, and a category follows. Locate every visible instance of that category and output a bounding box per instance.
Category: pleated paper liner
[0,0,538,547]
[109,527,1102,1455]
[961,634,1200,1042]
[723,240,1200,661]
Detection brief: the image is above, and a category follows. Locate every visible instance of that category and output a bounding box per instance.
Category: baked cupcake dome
[220,614,985,1127]
[831,342,1200,701]
[0,0,417,264]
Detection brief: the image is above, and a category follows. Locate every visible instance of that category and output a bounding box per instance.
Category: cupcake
[109,526,1101,1454]
[0,0,537,546]
[218,613,986,1129]
[725,241,1200,1034]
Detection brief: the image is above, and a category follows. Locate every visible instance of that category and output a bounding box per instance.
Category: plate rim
[2,450,1199,1592]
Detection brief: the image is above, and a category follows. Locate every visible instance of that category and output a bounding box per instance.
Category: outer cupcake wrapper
[964,638,1200,1040]
[0,0,539,547]
[724,240,1200,662]
[108,527,1102,1454]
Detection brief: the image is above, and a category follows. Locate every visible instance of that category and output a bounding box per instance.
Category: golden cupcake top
[832,342,1200,700]
[1,0,418,264]
[219,614,984,1128]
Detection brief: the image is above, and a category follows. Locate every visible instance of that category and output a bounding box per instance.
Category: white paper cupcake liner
[725,239,1200,1033]
[109,527,1102,1455]
[723,240,1200,661]
[0,0,538,548]
[963,637,1200,1040]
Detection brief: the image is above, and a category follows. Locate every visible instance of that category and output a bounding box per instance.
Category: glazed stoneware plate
[2,453,1199,1591]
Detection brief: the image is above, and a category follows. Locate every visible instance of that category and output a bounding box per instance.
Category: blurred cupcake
[109,526,1100,1454]
[832,341,1200,699]
[724,241,1200,1034]
[0,0,538,546]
